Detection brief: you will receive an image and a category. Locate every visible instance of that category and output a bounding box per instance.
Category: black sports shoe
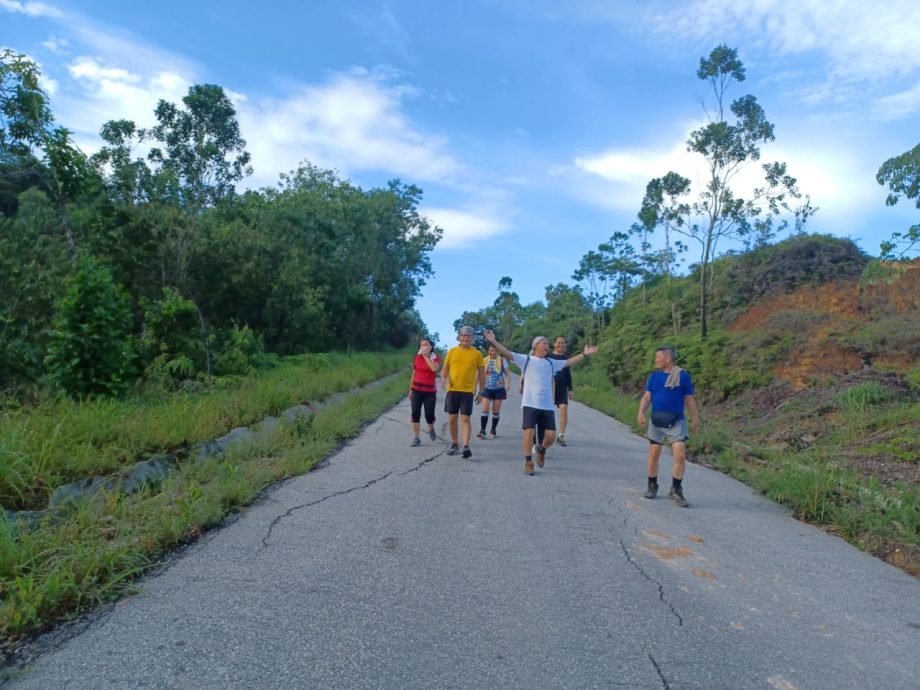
[461,446,472,459]
[643,482,658,499]
[535,445,546,468]
[446,444,460,456]
[410,437,421,447]
[669,486,689,507]
[429,428,437,441]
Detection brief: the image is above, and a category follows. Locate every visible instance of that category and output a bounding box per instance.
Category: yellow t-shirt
[443,346,485,393]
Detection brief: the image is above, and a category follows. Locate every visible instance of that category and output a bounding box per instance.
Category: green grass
[0,370,408,646]
[573,367,920,576]
[0,351,408,511]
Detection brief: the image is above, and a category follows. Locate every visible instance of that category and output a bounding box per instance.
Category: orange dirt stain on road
[692,568,716,579]
[644,545,693,560]
[687,535,705,543]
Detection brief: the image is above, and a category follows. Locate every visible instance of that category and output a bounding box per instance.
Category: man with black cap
[440,325,486,458]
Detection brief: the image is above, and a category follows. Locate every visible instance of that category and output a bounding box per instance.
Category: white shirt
[511,352,568,410]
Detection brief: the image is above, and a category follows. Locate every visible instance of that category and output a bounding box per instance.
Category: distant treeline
[1,50,441,398]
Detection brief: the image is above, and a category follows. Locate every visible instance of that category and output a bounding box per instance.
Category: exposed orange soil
[727,262,919,389]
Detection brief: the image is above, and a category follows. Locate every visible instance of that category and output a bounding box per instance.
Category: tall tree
[142,84,252,290]
[877,142,920,260]
[1,49,54,216]
[647,45,811,339]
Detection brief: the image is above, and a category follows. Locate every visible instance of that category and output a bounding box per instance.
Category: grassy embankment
[0,351,409,649]
[574,236,920,576]
[576,364,920,574]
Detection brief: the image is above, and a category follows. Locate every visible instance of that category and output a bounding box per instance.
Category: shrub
[140,288,206,385]
[44,258,135,398]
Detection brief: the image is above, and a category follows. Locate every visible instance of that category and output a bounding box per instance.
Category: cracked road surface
[9,383,920,689]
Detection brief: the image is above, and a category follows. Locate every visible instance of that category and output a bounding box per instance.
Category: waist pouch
[651,411,682,429]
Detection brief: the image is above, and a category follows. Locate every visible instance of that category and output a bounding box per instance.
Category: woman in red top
[409,337,441,446]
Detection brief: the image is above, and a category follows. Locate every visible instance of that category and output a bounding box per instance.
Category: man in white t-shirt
[483,329,597,476]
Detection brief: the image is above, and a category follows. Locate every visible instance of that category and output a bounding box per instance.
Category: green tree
[44,258,135,398]
[142,84,252,290]
[877,142,920,259]
[649,45,811,339]
[1,49,53,216]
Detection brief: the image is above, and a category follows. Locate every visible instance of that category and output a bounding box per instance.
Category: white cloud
[423,207,508,249]
[572,123,882,232]
[873,81,920,121]
[0,0,60,18]
[56,55,189,151]
[41,35,70,54]
[67,56,140,84]
[238,71,462,188]
[644,0,920,116]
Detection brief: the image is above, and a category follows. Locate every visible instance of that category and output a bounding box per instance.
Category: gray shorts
[647,417,689,445]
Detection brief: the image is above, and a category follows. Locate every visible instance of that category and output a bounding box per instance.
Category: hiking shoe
[446,444,460,456]
[461,446,472,459]
[429,428,437,441]
[643,482,658,499]
[535,445,546,468]
[524,460,534,476]
[669,486,689,508]
[489,431,497,439]
[476,431,486,440]
[410,436,421,447]
[557,435,566,446]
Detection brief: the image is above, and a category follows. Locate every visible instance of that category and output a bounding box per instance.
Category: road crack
[613,502,684,627]
[648,653,671,689]
[260,446,447,548]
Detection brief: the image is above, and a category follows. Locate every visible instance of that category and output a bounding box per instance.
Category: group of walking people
[408,325,698,506]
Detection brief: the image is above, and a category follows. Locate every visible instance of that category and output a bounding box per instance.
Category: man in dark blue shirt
[637,346,699,507]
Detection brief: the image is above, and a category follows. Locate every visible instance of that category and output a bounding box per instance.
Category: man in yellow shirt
[440,325,486,458]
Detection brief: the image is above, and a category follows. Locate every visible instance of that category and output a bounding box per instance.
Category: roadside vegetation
[0,352,409,653]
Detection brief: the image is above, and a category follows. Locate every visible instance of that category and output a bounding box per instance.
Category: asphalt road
[8,382,920,689]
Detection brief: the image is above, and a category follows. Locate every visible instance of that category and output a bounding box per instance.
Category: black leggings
[410,389,437,424]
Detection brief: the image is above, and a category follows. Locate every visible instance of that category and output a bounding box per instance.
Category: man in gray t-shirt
[483,329,596,476]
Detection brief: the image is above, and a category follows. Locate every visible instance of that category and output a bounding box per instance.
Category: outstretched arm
[564,344,597,368]
[483,330,514,360]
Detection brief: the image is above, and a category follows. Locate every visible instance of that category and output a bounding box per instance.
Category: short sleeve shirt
[443,346,485,393]
[511,352,567,410]
[645,369,695,415]
[411,353,440,392]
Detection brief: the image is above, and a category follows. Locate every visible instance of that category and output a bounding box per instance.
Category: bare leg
[646,443,663,477]
[522,427,535,456]
[448,414,459,444]
[460,415,472,446]
[558,403,568,435]
[671,442,686,480]
[411,421,420,437]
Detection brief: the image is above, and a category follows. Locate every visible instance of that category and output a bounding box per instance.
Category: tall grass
[0,352,408,510]
[0,371,408,644]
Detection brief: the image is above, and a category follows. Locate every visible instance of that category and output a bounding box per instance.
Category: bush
[140,288,206,385]
[213,323,268,375]
[44,258,135,398]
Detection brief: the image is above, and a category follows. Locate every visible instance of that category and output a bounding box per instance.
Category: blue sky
[4,0,920,345]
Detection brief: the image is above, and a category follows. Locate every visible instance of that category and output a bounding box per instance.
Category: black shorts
[410,389,436,424]
[522,406,556,431]
[481,388,507,401]
[444,391,474,416]
[554,385,569,407]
